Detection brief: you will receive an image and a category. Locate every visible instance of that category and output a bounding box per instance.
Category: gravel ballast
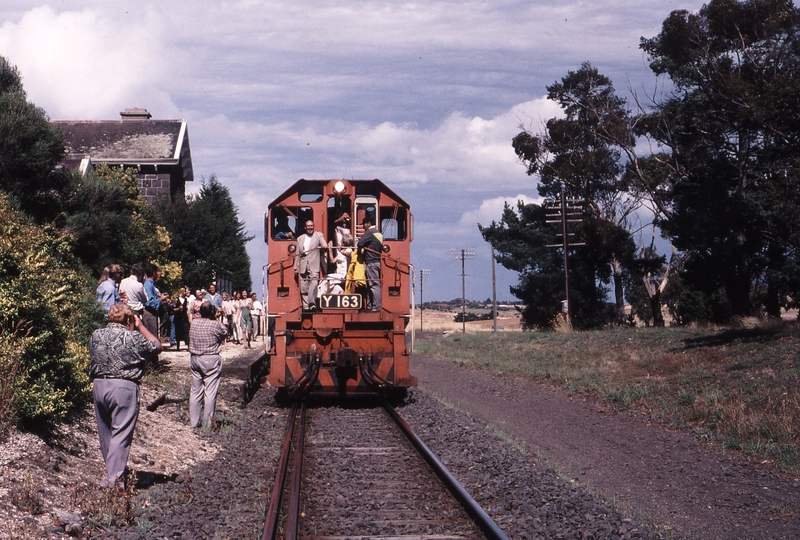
[2,345,798,538]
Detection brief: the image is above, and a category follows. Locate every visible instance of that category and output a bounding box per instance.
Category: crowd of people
[96,263,266,351]
[165,285,264,350]
[91,264,265,490]
[89,213,383,490]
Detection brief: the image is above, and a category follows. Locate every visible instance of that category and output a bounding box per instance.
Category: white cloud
[0,5,178,119]
[187,96,560,194]
[0,0,707,301]
[459,193,542,228]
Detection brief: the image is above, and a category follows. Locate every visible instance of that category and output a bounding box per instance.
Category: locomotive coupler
[335,348,359,368]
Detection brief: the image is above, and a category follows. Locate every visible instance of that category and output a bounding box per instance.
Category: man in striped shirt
[188,302,228,429]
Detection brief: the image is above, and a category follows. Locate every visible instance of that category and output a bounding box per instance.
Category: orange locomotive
[263,179,417,399]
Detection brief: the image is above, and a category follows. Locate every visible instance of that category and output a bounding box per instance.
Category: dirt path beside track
[412,354,800,539]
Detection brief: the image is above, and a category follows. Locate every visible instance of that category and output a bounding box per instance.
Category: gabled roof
[52,114,193,182]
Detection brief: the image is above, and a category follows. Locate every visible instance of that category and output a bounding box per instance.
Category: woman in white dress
[318,235,353,296]
[231,290,243,343]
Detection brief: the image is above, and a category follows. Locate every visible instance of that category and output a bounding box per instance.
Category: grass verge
[415,322,800,474]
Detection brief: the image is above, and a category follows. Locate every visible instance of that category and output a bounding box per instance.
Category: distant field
[411,308,522,333]
[414,322,800,475]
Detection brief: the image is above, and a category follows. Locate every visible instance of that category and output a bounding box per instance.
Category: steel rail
[261,401,299,540]
[382,400,511,540]
[284,401,307,540]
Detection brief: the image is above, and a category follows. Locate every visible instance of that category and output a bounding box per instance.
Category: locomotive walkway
[412,354,800,539]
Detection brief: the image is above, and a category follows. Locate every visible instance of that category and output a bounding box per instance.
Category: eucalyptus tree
[509,63,638,325]
[639,0,800,318]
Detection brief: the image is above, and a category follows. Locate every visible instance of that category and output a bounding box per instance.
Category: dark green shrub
[0,194,101,427]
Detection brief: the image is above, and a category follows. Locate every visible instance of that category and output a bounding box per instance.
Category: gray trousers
[142,309,159,337]
[189,354,223,428]
[142,309,160,363]
[300,272,319,310]
[365,261,381,311]
[93,379,140,488]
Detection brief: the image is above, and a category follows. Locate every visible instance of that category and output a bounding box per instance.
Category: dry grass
[73,472,139,532]
[411,309,523,333]
[415,321,800,474]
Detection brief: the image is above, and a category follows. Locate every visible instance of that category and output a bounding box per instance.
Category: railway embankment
[415,354,800,538]
[2,328,799,539]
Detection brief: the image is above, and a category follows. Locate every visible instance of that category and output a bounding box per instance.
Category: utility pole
[544,191,585,327]
[451,248,475,333]
[491,246,497,332]
[419,269,430,331]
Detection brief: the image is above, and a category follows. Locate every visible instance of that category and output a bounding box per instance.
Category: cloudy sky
[1,0,704,302]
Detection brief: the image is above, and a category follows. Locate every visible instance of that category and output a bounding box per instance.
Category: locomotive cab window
[354,196,377,238]
[271,206,313,240]
[379,206,407,240]
[327,196,353,245]
[298,183,324,203]
[270,207,297,240]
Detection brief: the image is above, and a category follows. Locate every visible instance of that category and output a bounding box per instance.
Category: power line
[419,269,430,331]
[544,191,585,327]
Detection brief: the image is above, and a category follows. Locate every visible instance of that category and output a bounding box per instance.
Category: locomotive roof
[268,178,409,209]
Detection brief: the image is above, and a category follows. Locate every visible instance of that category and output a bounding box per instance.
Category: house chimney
[120,108,152,120]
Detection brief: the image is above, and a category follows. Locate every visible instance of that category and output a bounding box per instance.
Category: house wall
[139,173,172,205]
[136,168,187,205]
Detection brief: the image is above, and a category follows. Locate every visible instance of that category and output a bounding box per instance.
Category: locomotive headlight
[382,244,390,253]
[288,245,296,253]
[333,180,346,194]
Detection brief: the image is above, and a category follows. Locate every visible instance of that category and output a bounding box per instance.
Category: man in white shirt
[119,262,147,316]
[294,220,327,311]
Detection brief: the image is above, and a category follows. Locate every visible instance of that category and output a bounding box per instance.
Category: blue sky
[0,0,705,302]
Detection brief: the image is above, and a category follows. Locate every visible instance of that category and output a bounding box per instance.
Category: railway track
[263,400,510,540]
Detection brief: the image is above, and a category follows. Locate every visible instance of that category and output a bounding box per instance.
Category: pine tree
[0,56,66,220]
[158,175,253,291]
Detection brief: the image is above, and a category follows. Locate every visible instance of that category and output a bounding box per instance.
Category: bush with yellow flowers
[0,193,102,431]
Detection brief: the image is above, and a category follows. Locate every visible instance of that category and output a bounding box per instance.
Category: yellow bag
[345,252,366,293]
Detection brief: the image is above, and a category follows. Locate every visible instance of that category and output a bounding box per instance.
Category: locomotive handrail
[262,256,301,353]
[262,255,298,306]
[381,253,412,274]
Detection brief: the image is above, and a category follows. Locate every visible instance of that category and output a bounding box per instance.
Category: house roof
[52,115,193,182]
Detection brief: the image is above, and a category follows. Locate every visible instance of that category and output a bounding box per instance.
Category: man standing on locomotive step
[295,219,327,310]
[357,217,383,311]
